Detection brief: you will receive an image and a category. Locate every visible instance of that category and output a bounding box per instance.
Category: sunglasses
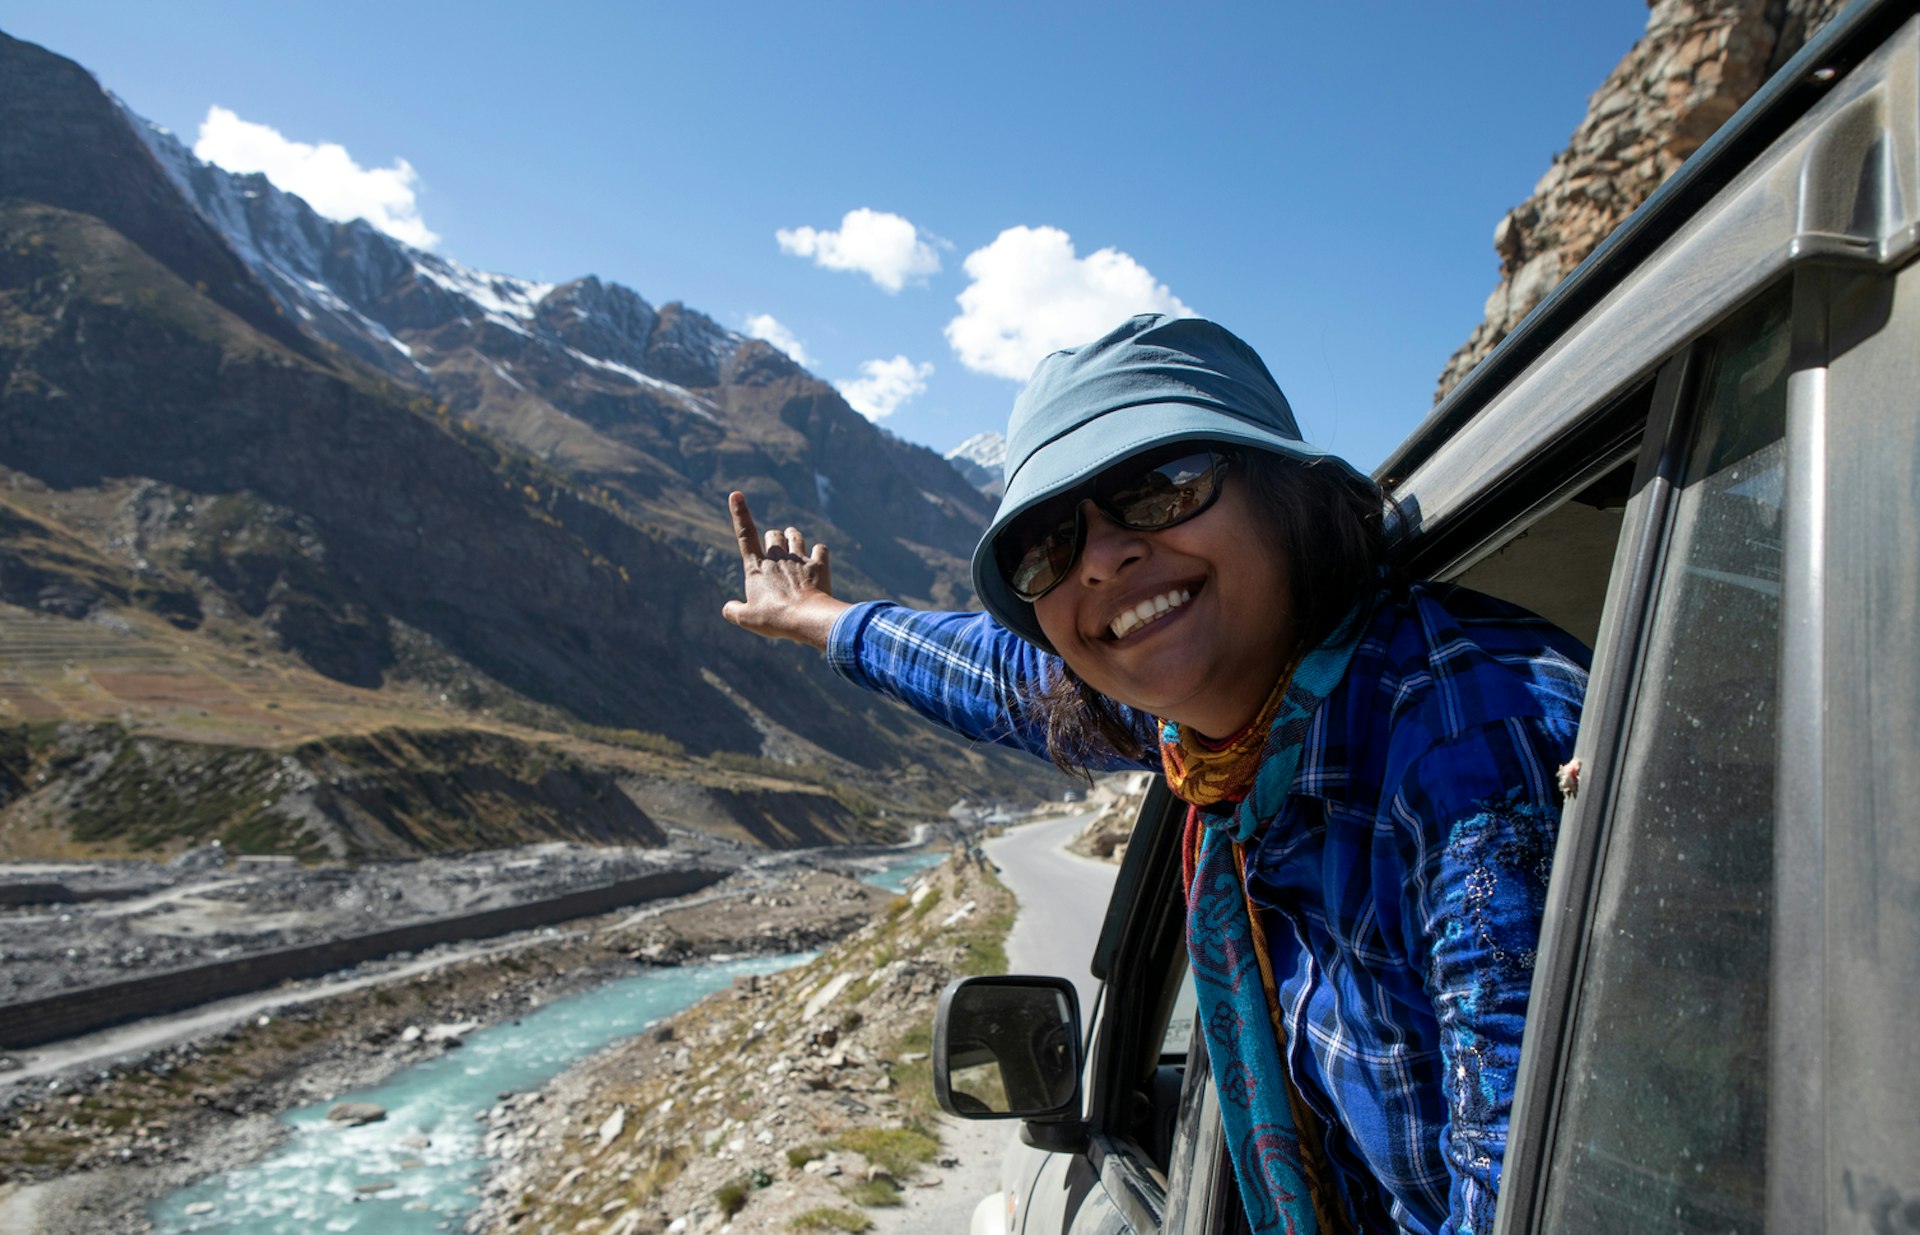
[995,447,1233,602]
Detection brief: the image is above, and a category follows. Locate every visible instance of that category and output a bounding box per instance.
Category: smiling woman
[721,314,1590,1235]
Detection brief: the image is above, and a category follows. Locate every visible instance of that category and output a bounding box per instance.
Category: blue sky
[4,2,1649,471]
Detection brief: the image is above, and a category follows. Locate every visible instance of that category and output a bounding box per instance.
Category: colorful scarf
[1164,600,1370,1235]
[1160,654,1299,807]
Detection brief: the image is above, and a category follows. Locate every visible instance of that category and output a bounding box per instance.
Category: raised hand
[721,492,850,650]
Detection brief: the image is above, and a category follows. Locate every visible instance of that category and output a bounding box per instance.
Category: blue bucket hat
[970,314,1364,649]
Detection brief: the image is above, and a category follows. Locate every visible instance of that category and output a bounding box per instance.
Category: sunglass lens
[1105,451,1222,528]
[1004,514,1079,600]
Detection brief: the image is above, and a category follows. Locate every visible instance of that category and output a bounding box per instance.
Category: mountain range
[0,29,1056,861]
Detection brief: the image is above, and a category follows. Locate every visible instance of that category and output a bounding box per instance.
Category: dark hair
[1034,449,1393,777]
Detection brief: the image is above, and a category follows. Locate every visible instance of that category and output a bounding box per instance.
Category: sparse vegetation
[471,854,1018,1231]
[786,1142,831,1169]
[842,1179,905,1207]
[791,1207,872,1232]
[833,1126,939,1179]
[714,1177,751,1218]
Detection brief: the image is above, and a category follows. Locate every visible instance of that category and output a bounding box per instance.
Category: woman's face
[1032,474,1296,739]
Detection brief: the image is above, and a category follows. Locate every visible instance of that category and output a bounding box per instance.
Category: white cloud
[193,106,440,249]
[835,355,933,421]
[944,226,1194,381]
[776,208,941,293]
[743,314,813,367]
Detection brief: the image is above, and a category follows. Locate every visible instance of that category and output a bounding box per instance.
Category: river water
[149,851,942,1234]
[861,849,944,894]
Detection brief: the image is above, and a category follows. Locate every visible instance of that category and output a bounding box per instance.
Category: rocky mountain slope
[0,29,1058,861]
[1434,0,1847,400]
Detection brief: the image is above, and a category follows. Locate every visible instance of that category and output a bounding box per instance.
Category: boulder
[326,1102,388,1126]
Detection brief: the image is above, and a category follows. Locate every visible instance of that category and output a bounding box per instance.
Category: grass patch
[888,1024,937,1122]
[786,1141,831,1169]
[954,865,1017,976]
[791,1207,872,1232]
[639,1144,689,1198]
[714,1179,750,1219]
[832,1126,938,1178]
[843,1179,904,1207]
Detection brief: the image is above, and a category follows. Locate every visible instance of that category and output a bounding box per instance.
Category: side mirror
[933,976,1083,1122]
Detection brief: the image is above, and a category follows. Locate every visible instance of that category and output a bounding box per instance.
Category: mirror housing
[934,976,1085,1125]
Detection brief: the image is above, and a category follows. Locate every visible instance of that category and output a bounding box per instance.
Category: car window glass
[1160,969,1196,1057]
[1540,287,1790,1233]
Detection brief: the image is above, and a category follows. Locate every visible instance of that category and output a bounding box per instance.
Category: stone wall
[0,866,724,1050]
[1434,0,1848,402]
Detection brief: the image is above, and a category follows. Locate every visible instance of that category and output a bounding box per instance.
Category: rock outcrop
[1434,0,1848,401]
[1068,771,1157,864]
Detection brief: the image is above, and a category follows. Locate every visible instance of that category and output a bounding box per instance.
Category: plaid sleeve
[825,601,1154,771]
[1394,714,1577,1235]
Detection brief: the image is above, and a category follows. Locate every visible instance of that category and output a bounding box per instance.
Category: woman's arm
[829,601,1158,769]
[1397,715,1578,1233]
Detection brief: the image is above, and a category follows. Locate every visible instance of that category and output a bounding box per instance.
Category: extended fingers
[729,493,763,563]
[762,526,809,559]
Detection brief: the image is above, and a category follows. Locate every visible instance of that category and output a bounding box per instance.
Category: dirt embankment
[469,853,1015,1235]
[0,864,896,1235]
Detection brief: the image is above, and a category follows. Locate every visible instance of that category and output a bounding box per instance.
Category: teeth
[1110,588,1192,639]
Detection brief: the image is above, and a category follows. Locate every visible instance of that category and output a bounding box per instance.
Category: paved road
[869,811,1119,1235]
[984,810,1120,1016]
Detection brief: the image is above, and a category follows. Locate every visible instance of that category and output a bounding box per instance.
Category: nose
[1072,501,1147,585]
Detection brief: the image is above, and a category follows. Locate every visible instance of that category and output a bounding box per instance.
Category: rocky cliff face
[0,34,306,358]
[1434,0,1847,400]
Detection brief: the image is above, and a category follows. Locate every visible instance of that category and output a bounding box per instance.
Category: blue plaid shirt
[828,583,1589,1235]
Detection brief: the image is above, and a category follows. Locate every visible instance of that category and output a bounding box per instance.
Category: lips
[1107,586,1194,640]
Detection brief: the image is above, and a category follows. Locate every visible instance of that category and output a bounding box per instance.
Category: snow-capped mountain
[125,107,742,400]
[944,431,1006,496]
[116,102,995,608]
